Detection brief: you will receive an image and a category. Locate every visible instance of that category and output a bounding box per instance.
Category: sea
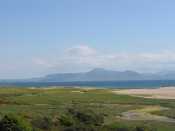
[0,80,175,89]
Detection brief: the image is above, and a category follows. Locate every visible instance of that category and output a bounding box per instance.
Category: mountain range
[24,68,175,82]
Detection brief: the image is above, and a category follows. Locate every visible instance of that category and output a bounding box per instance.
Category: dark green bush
[59,115,74,127]
[101,123,157,131]
[102,124,131,131]
[59,106,104,131]
[135,125,157,131]
[0,114,33,131]
[68,107,104,126]
[31,116,52,130]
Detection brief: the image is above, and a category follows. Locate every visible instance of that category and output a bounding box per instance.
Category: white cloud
[66,45,97,57]
[32,45,175,73]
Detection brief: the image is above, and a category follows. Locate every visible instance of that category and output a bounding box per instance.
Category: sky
[1,0,175,79]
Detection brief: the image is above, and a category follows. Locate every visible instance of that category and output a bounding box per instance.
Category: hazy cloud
[32,45,175,73]
[66,45,97,57]
[32,58,55,68]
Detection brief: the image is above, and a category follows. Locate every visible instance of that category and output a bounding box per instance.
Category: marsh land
[0,87,174,131]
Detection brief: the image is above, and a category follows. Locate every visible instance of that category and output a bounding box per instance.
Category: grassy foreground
[0,87,174,131]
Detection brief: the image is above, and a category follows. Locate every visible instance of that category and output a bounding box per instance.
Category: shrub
[68,107,104,126]
[59,106,104,131]
[135,125,157,131]
[0,114,33,131]
[31,116,52,130]
[102,124,131,131]
[59,115,74,127]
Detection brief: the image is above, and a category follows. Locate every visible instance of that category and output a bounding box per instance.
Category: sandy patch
[118,106,175,123]
[113,87,175,99]
[71,90,84,93]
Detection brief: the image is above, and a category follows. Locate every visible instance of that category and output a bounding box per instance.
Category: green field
[0,87,174,131]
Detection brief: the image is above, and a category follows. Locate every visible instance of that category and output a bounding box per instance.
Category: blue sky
[1,0,175,78]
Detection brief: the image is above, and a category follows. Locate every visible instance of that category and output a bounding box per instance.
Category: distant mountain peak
[88,68,108,73]
[123,70,140,74]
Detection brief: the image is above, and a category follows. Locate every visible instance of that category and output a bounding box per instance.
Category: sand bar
[113,87,175,99]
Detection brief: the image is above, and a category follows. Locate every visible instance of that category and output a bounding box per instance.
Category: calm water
[1,80,175,89]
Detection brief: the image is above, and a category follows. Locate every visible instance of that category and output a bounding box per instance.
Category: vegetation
[152,108,175,119]
[0,114,32,131]
[0,87,174,131]
[59,106,104,131]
